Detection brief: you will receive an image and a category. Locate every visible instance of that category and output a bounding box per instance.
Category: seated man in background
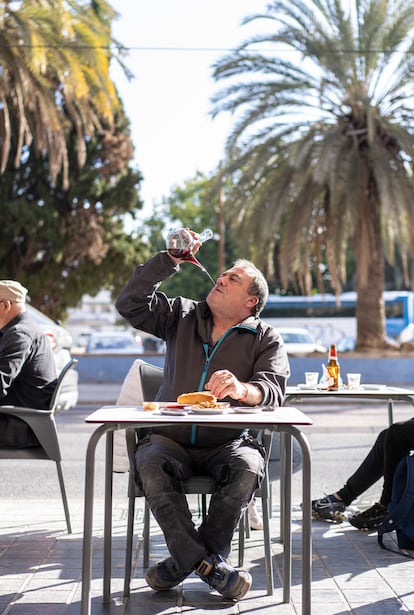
[116,231,290,601]
[312,418,414,530]
[0,280,57,447]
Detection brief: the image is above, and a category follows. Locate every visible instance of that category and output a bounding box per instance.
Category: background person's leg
[381,419,414,505]
[337,427,387,505]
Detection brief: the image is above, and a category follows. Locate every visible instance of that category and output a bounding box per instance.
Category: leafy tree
[0,107,148,321]
[0,1,150,320]
[0,0,121,188]
[211,0,414,349]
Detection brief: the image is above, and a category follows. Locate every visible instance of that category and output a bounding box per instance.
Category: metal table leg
[280,431,292,599]
[282,426,312,615]
[103,431,114,603]
[280,429,293,541]
[81,424,116,615]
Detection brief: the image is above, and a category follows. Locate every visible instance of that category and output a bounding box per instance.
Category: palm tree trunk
[354,168,386,349]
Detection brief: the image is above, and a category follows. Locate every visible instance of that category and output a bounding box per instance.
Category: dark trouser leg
[381,419,414,505]
[135,434,206,571]
[337,428,387,505]
[0,415,39,447]
[197,437,265,559]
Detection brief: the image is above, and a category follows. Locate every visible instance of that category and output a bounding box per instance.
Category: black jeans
[0,415,39,447]
[135,433,265,571]
[337,418,414,507]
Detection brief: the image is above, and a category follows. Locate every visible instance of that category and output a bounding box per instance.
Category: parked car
[277,326,327,355]
[73,330,94,351]
[85,331,143,354]
[26,304,79,410]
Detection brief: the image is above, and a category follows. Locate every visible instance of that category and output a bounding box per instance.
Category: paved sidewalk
[1,493,413,614]
[0,390,414,614]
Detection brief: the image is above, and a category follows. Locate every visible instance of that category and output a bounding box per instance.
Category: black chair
[0,358,77,534]
[123,360,275,597]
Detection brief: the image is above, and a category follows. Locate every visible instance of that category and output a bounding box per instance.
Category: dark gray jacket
[0,311,57,447]
[116,252,290,447]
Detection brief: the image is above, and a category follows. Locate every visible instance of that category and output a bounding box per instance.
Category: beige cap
[0,280,28,303]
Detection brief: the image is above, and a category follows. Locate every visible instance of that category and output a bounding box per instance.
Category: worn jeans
[337,418,414,507]
[135,433,265,571]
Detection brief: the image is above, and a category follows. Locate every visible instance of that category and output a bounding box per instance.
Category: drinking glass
[347,373,361,389]
[166,228,215,284]
[305,372,319,388]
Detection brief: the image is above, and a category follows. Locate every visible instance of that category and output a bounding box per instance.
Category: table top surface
[85,405,313,427]
[285,385,414,398]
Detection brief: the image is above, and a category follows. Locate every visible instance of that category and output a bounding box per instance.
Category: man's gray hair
[234,259,269,316]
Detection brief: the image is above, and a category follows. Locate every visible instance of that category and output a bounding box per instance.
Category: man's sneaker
[196,553,252,601]
[349,502,387,531]
[312,494,347,523]
[145,556,192,590]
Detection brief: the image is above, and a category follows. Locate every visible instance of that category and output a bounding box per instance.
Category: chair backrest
[138,361,163,401]
[49,358,78,413]
[126,361,163,495]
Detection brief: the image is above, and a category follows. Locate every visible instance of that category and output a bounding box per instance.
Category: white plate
[232,406,263,414]
[160,408,188,416]
[361,384,387,391]
[187,406,228,415]
[297,384,319,390]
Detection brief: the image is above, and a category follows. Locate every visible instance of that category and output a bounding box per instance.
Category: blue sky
[110,0,267,219]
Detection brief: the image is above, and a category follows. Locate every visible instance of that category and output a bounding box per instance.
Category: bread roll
[143,401,159,411]
[177,391,216,405]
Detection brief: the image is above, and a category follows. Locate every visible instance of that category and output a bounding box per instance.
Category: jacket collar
[196,301,260,342]
[0,311,26,333]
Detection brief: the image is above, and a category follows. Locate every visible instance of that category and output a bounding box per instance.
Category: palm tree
[211,0,414,350]
[0,0,120,189]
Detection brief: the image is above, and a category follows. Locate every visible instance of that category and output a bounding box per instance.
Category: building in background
[67,290,165,353]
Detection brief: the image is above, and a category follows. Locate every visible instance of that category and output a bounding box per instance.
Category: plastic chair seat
[0,358,77,533]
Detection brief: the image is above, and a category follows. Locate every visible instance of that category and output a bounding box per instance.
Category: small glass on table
[305,372,319,388]
[347,373,361,389]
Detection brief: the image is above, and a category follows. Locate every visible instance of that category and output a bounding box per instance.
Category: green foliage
[0,110,147,321]
[0,0,121,188]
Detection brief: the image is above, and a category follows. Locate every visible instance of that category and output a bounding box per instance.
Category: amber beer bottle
[327,344,340,390]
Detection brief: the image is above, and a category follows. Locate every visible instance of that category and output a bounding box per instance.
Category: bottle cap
[329,344,337,358]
